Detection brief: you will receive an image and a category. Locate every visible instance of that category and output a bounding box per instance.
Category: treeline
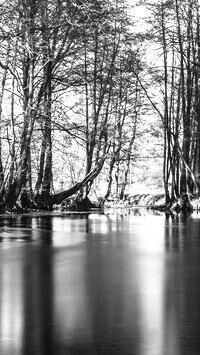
[0,0,200,212]
[0,0,142,211]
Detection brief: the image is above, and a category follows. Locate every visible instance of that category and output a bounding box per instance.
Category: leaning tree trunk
[50,155,107,207]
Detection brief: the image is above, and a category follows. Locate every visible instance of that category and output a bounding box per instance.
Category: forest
[0,0,199,212]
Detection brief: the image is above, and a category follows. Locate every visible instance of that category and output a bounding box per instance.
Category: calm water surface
[0,208,200,355]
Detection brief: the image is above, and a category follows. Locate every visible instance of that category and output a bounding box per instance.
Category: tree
[0,0,142,211]
[141,0,200,207]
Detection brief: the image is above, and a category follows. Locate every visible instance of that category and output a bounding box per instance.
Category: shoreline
[1,193,200,216]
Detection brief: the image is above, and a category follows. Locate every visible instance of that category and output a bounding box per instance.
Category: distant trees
[0,0,142,211]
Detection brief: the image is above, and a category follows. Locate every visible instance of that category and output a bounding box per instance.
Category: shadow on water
[1,209,200,354]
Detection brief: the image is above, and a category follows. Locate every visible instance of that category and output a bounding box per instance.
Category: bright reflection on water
[1,209,200,354]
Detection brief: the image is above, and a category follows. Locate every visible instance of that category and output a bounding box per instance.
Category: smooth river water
[1,208,200,355]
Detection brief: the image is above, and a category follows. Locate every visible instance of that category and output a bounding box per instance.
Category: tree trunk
[0,42,10,190]
[50,156,106,206]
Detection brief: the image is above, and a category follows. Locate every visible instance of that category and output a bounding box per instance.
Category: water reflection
[0,210,200,354]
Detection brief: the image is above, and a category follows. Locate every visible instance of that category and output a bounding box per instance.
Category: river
[0,208,200,355]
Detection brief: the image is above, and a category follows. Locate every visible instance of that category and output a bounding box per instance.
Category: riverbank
[105,193,200,213]
[105,193,166,208]
[1,193,200,214]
